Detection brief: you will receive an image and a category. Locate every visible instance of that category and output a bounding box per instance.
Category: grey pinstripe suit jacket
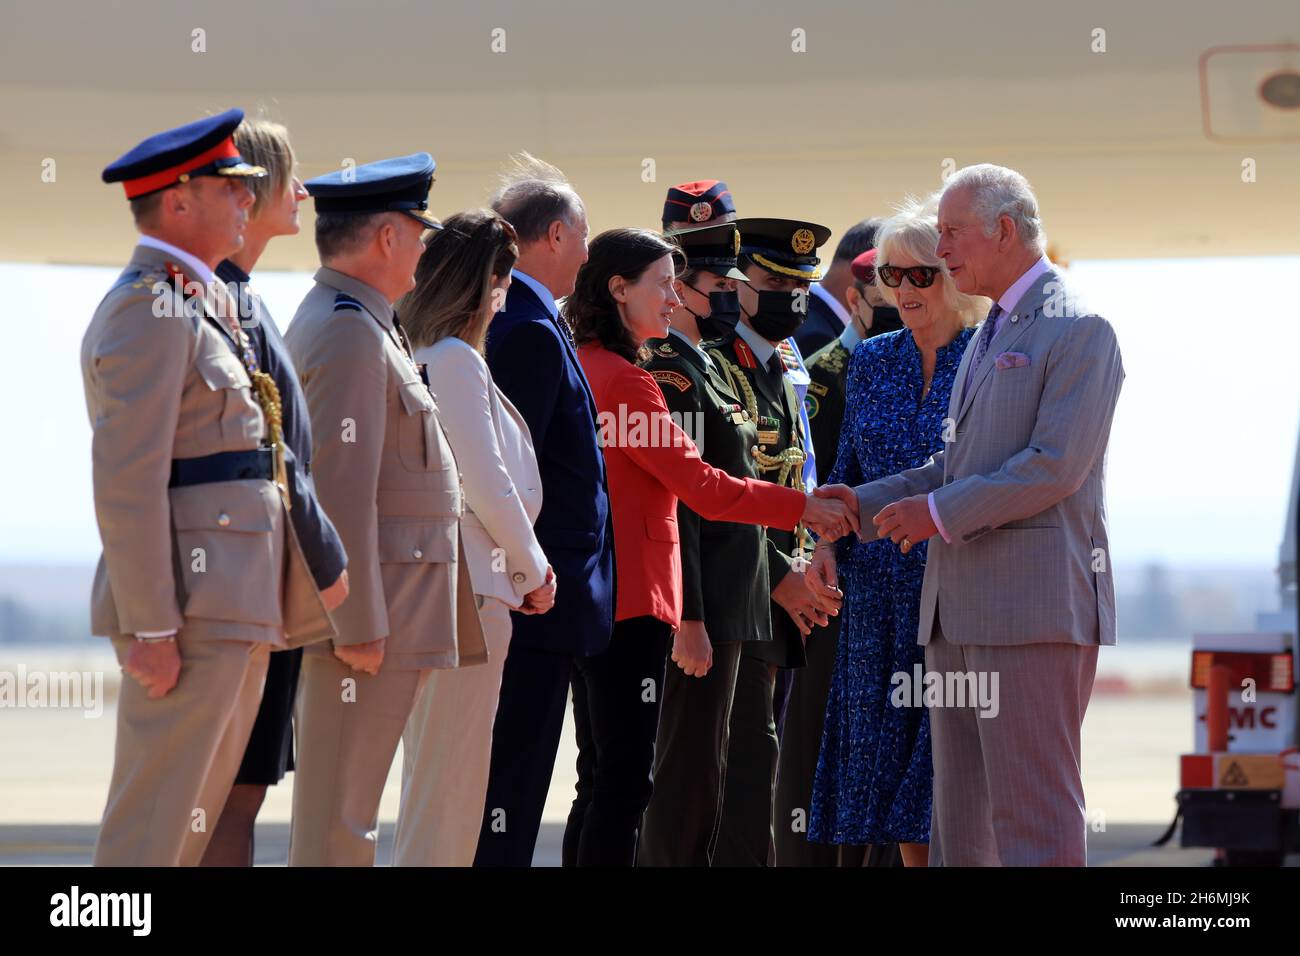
[853,267,1125,647]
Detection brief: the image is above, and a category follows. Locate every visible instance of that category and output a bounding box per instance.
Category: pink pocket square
[995,351,1030,369]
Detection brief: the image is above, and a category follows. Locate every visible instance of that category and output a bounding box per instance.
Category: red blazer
[578,342,805,629]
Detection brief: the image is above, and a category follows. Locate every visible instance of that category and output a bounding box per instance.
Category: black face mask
[869,305,904,336]
[685,288,741,340]
[744,289,806,342]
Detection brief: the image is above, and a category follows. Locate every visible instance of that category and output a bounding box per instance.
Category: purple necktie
[962,303,1002,396]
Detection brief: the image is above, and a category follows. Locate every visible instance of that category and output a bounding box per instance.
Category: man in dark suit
[474,153,614,867]
[793,218,883,355]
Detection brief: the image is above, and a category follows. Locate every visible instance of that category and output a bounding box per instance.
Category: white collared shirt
[810,282,852,328]
[137,234,217,288]
[510,268,559,321]
[667,327,714,370]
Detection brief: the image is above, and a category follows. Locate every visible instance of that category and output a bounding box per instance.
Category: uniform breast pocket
[396,379,454,473]
[170,481,280,626]
[194,349,262,447]
[377,516,458,565]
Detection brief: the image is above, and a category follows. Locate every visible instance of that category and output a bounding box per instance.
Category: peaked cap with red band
[102,108,267,199]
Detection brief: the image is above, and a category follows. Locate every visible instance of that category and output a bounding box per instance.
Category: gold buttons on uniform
[217,512,231,527]
[512,572,526,583]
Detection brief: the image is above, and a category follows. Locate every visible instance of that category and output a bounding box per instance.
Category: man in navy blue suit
[474,153,614,866]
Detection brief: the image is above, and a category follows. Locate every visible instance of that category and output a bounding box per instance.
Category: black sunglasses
[877,264,940,289]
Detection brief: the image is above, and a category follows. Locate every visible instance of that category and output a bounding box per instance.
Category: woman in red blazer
[563,228,854,866]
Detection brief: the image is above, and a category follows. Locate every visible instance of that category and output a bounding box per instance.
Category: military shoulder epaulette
[812,341,848,375]
[110,268,145,292]
[333,292,367,313]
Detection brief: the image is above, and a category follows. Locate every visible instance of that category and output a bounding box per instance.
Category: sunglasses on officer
[877,264,941,289]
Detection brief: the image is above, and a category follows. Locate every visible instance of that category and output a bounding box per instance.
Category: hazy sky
[3,256,1298,569]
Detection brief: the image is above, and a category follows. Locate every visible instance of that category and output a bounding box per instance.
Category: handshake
[800,483,862,542]
[804,487,939,553]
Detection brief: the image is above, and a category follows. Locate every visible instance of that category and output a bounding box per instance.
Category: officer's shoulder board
[811,341,848,376]
[98,267,166,313]
[333,292,367,315]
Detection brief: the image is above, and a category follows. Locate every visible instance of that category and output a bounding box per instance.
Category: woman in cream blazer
[393,210,555,866]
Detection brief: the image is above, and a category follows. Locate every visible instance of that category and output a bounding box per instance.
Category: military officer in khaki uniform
[284,154,485,866]
[86,109,336,866]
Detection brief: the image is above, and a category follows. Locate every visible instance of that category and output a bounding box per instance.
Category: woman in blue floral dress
[807,199,984,867]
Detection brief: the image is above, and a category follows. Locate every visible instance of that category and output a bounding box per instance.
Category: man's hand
[801,488,857,541]
[671,620,713,678]
[810,484,861,540]
[520,566,557,615]
[320,569,349,612]
[772,568,831,639]
[804,545,843,610]
[124,639,182,699]
[872,494,939,554]
[333,637,385,676]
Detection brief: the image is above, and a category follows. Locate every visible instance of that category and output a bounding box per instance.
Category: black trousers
[637,640,744,866]
[712,654,779,866]
[474,643,573,867]
[563,616,672,867]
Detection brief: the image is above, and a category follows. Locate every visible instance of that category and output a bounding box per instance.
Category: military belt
[168,448,274,488]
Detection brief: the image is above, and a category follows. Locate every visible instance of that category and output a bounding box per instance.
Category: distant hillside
[0,564,94,643]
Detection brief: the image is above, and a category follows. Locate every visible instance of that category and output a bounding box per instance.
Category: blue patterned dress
[808,326,974,845]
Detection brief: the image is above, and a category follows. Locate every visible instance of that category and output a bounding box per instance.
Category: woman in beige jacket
[394,209,556,865]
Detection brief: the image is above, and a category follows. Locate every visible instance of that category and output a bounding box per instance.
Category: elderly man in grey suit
[818,164,1124,866]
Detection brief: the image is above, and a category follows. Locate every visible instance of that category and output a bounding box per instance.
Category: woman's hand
[521,566,557,615]
[671,620,713,678]
[801,485,861,542]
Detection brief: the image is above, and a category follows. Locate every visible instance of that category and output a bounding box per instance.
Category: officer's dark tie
[767,352,784,378]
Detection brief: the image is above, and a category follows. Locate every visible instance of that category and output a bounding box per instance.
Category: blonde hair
[232,119,294,219]
[875,195,988,328]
